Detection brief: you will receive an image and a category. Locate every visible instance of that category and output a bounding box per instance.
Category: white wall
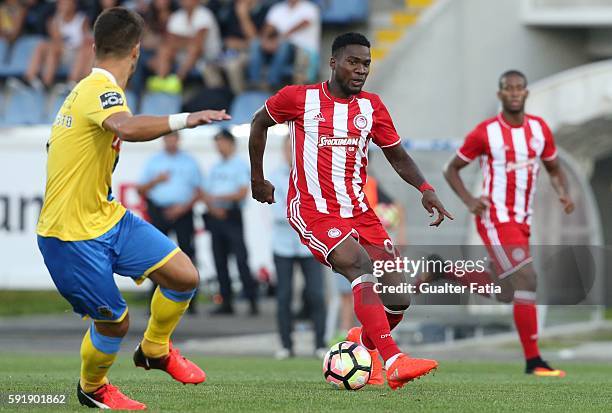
[368,0,589,139]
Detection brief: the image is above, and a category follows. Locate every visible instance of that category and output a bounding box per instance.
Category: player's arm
[443,155,489,216]
[102,110,230,142]
[543,157,574,214]
[248,107,277,204]
[382,144,453,227]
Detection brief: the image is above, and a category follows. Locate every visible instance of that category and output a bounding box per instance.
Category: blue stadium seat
[314,0,369,25]
[229,91,271,125]
[4,88,46,125]
[0,36,44,77]
[139,92,181,115]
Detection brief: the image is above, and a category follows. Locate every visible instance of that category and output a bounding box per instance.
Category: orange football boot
[134,341,206,384]
[527,360,566,378]
[386,354,438,390]
[346,327,384,385]
[77,382,146,410]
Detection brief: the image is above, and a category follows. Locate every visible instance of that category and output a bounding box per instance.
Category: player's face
[332,45,371,95]
[498,75,528,114]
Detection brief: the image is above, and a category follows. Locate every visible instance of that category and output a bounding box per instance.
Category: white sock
[385,353,402,370]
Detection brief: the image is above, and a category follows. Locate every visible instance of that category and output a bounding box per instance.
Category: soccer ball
[322,341,371,390]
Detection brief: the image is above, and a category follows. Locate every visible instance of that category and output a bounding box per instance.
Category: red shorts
[476,219,532,279]
[288,207,395,267]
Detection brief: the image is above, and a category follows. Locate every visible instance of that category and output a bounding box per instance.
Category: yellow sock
[80,326,121,393]
[142,286,193,358]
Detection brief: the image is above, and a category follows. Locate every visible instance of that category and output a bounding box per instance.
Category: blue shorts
[37,210,179,322]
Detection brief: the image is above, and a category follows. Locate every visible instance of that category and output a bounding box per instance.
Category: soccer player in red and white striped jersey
[444,70,575,377]
[250,33,453,390]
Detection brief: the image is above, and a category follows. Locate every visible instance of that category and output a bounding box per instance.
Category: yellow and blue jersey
[36,68,131,241]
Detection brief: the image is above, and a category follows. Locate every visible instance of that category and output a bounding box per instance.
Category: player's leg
[505,263,564,377]
[174,210,198,314]
[356,210,410,337]
[111,211,205,384]
[37,233,146,410]
[329,238,437,389]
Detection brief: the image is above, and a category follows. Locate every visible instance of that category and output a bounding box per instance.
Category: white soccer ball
[322,341,372,390]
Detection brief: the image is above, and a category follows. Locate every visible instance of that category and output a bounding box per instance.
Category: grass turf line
[0,354,611,412]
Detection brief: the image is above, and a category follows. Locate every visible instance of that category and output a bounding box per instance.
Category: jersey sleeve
[84,86,131,129]
[370,97,401,148]
[264,86,300,124]
[540,120,558,161]
[457,126,487,163]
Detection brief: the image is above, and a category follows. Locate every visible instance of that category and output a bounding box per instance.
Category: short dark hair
[93,7,144,59]
[332,32,370,56]
[214,129,235,143]
[499,70,527,89]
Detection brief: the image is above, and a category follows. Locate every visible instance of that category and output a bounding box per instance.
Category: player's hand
[467,195,490,216]
[252,179,275,204]
[560,194,575,214]
[186,110,231,128]
[422,190,454,227]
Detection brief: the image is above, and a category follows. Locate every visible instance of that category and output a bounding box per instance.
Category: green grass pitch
[1,353,610,412]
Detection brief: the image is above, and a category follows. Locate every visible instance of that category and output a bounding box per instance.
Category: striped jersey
[457,113,558,227]
[265,82,401,218]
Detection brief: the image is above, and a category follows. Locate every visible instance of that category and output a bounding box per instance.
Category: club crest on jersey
[318,135,360,148]
[327,228,342,238]
[353,114,369,130]
[99,91,124,109]
[512,247,526,262]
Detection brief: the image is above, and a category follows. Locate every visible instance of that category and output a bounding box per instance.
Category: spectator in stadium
[0,0,27,45]
[130,0,176,99]
[217,0,271,94]
[22,0,55,36]
[202,129,259,316]
[147,0,222,94]
[23,0,93,90]
[270,137,326,359]
[248,0,320,89]
[88,0,123,23]
[137,132,203,314]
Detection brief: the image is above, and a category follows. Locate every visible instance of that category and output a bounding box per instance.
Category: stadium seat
[0,36,44,78]
[139,92,181,115]
[3,87,46,125]
[229,91,271,125]
[314,0,369,25]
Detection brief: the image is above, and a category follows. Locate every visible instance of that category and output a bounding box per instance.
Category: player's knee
[513,267,537,292]
[348,250,373,276]
[176,263,200,292]
[95,313,130,338]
